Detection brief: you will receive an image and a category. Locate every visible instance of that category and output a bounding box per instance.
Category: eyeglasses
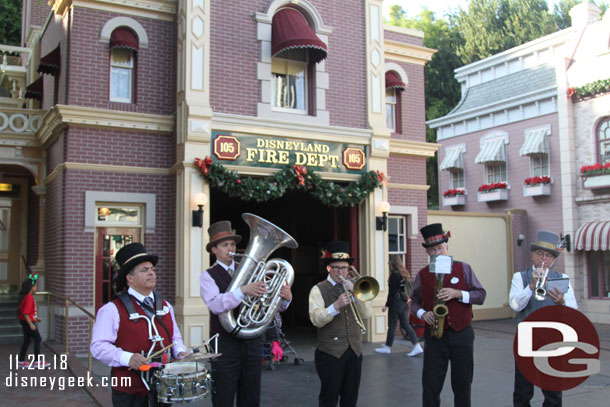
[534,250,555,260]
[330,266,349,272]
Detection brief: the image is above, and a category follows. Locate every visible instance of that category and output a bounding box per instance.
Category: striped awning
[575,221,610,251]
[439,148,464,171]
[475,138,505,164]
[520,128,549,156]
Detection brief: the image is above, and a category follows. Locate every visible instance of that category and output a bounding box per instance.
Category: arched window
[598,118,610,165]
[385,71,406,133]
[109,28,138,103]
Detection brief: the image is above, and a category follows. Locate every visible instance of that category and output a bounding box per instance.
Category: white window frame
[386,88,396,132]
[486,162,507,183]
[450,169,465,189]
[598,118,610,165]
[388,215,407,265]
[95,205,142,227]
[271,56,308,114]
[530,154,549,177]
[110,48,134,103]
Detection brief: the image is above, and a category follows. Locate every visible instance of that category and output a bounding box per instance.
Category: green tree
[0,0,21,46]
[389,7,464,208]
[553,0,608,29]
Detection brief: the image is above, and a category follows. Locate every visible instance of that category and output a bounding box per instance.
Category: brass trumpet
[338,266,379,334]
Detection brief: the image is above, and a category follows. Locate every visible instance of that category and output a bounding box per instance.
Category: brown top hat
[206,220,242,253]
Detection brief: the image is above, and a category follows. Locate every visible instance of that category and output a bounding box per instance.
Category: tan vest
[316,280,363,358]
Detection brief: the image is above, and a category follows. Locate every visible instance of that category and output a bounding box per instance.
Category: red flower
[580,162,610,176]
[443,189,465,197]
[524,176,551,185]
[479,182,507,192]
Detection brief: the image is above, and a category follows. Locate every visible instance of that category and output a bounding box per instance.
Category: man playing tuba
[410,223,486,407]
[509,230,577,407]
[199,220,292,407]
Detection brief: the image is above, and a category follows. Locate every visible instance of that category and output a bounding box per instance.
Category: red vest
[420,261,472,332]
[111,296,175,397]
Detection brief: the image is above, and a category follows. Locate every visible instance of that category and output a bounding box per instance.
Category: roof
[448,64,557,117]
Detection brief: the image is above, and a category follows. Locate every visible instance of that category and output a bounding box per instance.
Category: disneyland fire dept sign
[211,132,367,173]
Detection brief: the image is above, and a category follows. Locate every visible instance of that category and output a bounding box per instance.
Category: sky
[382,0,564,19]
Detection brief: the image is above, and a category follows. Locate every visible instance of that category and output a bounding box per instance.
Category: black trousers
[386,295,418,346]
[211,334,262,407]
[422,325,474,407]
[18,320,41,361]
[315,348,362,407]
[513,363,562,407]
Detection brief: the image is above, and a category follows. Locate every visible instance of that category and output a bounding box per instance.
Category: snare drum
[154,361,211,403]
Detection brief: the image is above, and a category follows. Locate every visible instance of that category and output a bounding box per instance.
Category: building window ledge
[523,183,551,197]
[442,194,466,207]
[477,189,508,202]
[582,174,610,190]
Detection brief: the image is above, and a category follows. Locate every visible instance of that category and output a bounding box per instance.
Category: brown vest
[316,280,363,358]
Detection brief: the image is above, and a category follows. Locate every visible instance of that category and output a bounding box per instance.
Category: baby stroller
[261,313,304,370]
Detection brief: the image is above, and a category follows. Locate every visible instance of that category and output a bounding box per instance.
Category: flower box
[582,174,610,189]
[442,194,466,206]
[477,189,508,202]
[523,183,551,196]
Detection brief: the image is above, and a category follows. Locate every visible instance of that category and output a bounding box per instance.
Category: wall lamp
[192,192,207,228]
[376,201,391,231]
[517,234,525,247]
[560,233,571,252]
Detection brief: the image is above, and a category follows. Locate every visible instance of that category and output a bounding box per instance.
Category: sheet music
[430,255,452,274]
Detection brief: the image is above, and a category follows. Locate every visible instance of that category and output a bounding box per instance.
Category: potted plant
[580,163,610,189]
[477,182,509,202]
[442,189,466,206]
[523,176,552,197]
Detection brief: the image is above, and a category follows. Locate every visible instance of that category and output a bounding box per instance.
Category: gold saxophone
[431,274,449,339]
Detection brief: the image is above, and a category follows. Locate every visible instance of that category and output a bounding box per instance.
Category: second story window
[440,145,465,189]
[475,135,507,183]
[451,169,465,188]
[486,162,507,183]
[109,27,139,103]
[272,52,307,112]
[385,71,406,133]
[531,155,549,176]
[598,118,610,164]
[520,126,550,177]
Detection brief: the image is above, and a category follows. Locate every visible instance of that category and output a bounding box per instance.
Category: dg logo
[513,305,601,391]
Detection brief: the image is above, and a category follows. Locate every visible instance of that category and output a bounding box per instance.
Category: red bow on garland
[376,170,387,187]
[195,156,214,176]
[293,165,308,186]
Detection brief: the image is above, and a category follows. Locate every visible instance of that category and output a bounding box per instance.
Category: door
[95,228,140,311]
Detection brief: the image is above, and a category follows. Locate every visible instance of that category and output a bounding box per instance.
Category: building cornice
[37,105,174,146]
[384,40,436,66]
[45,162,171,184]
[388,182,430,191]
[49,0,176,21]
[384,24,424,38]
[389,138,440,157]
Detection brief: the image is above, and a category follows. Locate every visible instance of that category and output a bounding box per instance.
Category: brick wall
[65,7,176,115]
[384,29,423,46]
[391,61,426,142]
[209,0,367,129]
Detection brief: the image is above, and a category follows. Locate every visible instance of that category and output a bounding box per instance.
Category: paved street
[1,319,608,406]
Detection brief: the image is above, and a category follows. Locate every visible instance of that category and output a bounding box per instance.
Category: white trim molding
[84,191,156,233]
[100,16,149,48]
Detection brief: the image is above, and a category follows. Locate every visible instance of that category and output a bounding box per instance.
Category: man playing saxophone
[509,230,577,407]
[409,223,486,407]
[199,220,292,407]
[309,241,373,407]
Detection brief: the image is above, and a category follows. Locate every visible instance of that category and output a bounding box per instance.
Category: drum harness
[117,291,171,391]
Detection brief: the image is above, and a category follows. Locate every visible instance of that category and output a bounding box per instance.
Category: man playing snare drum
[91,243,187,407]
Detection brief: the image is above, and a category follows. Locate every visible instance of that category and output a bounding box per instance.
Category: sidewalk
[1,318,608,406]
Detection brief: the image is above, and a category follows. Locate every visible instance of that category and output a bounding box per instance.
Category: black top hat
[115,243,158,291]
[530,230,561,258]
[206,220,242,253]
[420,223,450,248]
[321,241,355,266]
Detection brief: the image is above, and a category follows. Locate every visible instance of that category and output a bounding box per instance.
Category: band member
[199,220,292,407]
[410,223,486,407]
[309,241,373,407]
[91,243,187,407]
[509,230,577,407]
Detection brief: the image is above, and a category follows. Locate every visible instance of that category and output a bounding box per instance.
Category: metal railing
[33,291,96,375]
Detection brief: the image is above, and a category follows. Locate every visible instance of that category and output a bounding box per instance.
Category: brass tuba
[431,273,449,339]
[219,213,298,339]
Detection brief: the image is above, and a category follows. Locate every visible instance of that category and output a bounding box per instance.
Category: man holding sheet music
[509,230,578,407]
[410,223,486,407]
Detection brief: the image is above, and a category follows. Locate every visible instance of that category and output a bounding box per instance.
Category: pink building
[0,1,436,351]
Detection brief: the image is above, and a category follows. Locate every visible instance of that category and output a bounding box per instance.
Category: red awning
[110,28,139,51]
[386,71,406,91]
[272,8,327,64]
[37,45,60,76]
[575,221,610,251]
[24,76,43,100]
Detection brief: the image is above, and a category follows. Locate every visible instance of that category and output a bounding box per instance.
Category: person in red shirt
[17,274,49,368]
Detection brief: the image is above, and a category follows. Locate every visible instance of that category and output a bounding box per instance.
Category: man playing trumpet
[509,230,577,407]
[309,241,373,407]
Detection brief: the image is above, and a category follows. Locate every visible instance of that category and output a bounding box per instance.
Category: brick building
[0,0,437,352]
[428,2,610,322]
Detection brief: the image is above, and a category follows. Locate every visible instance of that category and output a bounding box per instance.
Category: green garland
[195,157,385,207]
[567,78,610,101]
